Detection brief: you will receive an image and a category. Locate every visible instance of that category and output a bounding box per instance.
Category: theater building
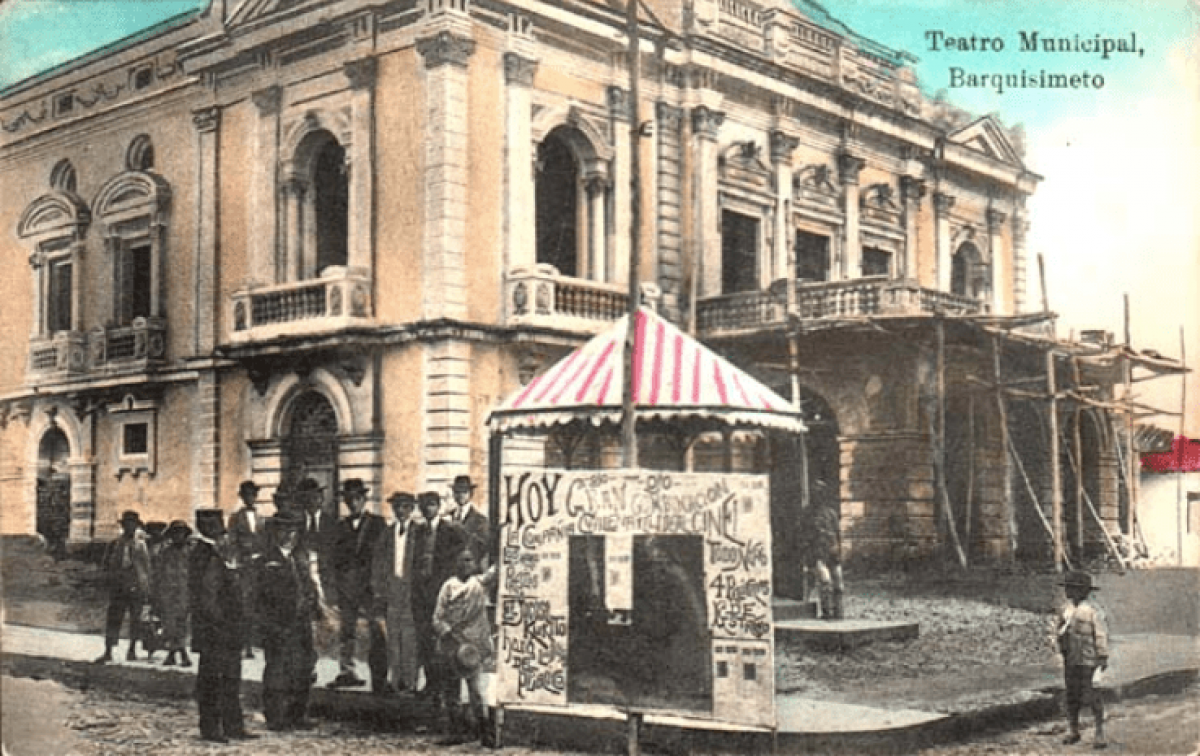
[2,0,1160,576]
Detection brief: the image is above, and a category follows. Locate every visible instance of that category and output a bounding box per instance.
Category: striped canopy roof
[490,308,804,433]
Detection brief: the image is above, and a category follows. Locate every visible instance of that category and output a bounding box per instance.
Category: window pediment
[93,171,171,223]
[719,141,772,194]
[17,191,90,241]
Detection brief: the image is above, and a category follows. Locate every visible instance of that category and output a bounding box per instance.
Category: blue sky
[2,0,1196,430]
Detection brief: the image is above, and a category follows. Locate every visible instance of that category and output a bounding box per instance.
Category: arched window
[19,190,89,339]
[49,159,77,193]
[93,171,170,325]
[951,242,987,300]
[125,134,154,172]
[535,126,609,281]
[284,129,349,281]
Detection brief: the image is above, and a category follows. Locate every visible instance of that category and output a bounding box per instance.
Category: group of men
[95,472,493,743]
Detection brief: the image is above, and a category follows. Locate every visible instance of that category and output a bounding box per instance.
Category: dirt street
[916,684,1200,756]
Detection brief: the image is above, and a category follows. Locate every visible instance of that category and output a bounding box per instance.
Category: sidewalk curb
[3,648,1197,754]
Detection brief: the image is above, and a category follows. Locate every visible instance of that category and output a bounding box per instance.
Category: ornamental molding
[416,31,476,69]
[505,53,538,87]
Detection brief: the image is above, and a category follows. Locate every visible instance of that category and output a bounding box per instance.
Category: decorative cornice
[691,105,724,141]
[251,86,282,116]
[416,31,476,69]
[769,130,799,164]
[504,53,538,87]
[837,152,865,185]
[192,106,220,134]
[344,57,378,90]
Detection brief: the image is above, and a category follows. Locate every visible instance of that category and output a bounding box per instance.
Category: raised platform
[772,597,821,620]
[774,618,920,650]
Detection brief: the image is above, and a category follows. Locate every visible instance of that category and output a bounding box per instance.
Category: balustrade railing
[27,318,167,379]
[697,278,988,335]
[228,266,372,343]
[507,264,655,335]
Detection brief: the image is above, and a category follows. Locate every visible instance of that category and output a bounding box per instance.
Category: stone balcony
[697,277,988,337]
[506,264,656,336]
[27,317,167,381]
[227,266,373,345]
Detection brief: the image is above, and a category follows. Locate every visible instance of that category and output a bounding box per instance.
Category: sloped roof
[490,308,804,434]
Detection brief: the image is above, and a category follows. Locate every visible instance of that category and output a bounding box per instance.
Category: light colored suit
[372,519,420,689]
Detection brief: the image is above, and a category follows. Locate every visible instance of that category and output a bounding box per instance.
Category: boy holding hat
[1056,570,1109,748]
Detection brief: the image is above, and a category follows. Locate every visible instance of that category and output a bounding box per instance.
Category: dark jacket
[300,509,339,600]
[332,512,387,604]
[413,516,466,619]
[258,545,319,641]
[450,505,490,567]
[189,540,244,654]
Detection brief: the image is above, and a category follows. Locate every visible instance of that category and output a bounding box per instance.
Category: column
[837,151,864,280]
[251,86,281,285]
[416,18,475,321]
[770,130,799,285]
[900,176,926,281]
[505,51,538,272]
[691,105,724,297]
[987,208,1008,315]
[27,251,43,336]
[192,106,220,353]
[585,173,610,281]
[281,178,306,282]
[933,192,956,292]
[192,370,221,512]
[344,58,377,274]
[654,102,684,318]
[69,241,85,331]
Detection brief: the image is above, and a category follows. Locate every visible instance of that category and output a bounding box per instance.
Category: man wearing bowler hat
[329,478,387,690]
[1056,570,1109,748]
[371,491,422,694]
[450,475,490,569]
[95,509,151,663]
[190,508,255,742]
[229,480,266,659]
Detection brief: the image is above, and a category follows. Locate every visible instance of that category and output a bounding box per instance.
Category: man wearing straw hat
[1056,570,1109,748]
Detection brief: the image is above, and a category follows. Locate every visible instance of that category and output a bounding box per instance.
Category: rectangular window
[794,230,830,282]
[116,243,152,324]
[721,210,759,294]
[47,258,73,333]
[862,246,892,277]
[123,423,149,455]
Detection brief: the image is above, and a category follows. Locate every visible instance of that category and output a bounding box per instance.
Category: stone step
[774,618,920,650]
[772,597,820,621]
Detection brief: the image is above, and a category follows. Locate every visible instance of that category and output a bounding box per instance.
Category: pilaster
[192,370,221,512]
[900,176,926,281]
[251,86,281,286]
[344,57,377,277]
[417,14,475,321]
[933,192,956,292]
[770,130,798,284]
[692,105,724,297]
[837,151,864,280]
[609,86,631,288]
[192,105,221,353]
[505,51,539,277]
[654,101,684,318]
[1011,204,1029,313]
[987,207,1008,315]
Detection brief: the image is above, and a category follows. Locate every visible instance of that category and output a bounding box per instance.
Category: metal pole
[620,0,642,469]
[1179,326,1187,566]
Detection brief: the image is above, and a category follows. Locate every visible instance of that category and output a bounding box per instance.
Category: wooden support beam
[1071,358,1085,560]
[993,335,1017,559]
[933,319,968,568]
[1048,348,1064,572]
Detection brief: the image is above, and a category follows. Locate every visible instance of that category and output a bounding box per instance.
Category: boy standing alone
[1056,570,1109,749]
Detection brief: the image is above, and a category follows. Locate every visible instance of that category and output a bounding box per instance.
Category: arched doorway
[280,391,340,517]
[36,427,71,557]
[951,242,986,300]
[770,388,840,599]
[536,128,582,278]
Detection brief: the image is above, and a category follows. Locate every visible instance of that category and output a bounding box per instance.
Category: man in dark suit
[190,509,256,743]
[412,490,465,707]
[329,478,387,690]
[228,480,265,658]
[371,492,420,695]
[449,475,490,569]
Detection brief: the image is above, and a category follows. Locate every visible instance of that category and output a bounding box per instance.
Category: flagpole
[621,0,642,469]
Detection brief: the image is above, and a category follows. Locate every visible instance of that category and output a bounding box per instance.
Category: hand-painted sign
[495,470,775,729]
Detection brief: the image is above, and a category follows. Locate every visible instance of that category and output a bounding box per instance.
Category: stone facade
[0,0,1124,570]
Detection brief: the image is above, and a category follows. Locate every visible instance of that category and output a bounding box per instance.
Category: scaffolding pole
[1047,348,1064,571]
[933,319,968,568]
[993,335,1017,560]
[1178,326,1187,566]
